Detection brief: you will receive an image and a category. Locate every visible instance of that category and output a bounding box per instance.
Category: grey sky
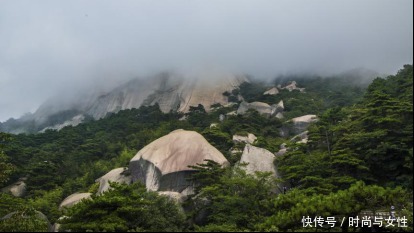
[0,0,412,121]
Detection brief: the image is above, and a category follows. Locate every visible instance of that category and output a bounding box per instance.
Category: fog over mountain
[0,0,412,122]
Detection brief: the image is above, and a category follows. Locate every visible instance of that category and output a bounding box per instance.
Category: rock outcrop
[59,193,92,210]
[281,81,305,92]
[236,101,283,118]
[291,115,318,134]
[275,143,288,156]
[263,87,279,95]
[129,130,229,195]
[95,167,132,194]
[275,112,284,119]
[233,133,257,144]
[239,144,277,176]
[290,131,310,144]
[1,178,27,197]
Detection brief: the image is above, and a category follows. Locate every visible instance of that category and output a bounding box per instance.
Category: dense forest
[0,65,412,232]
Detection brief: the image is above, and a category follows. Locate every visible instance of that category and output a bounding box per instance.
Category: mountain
[1,65,411,232]
[0,72,247,133]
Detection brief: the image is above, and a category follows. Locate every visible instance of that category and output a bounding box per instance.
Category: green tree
[0,207,50,232]
[188,166,277,231]
[0,133,15,185]
[60,182,186,232]
[261,181,411,232]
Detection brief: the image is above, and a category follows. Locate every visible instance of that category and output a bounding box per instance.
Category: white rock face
[3,72,248,133]
[95,168,132,194]
[82,72,247,118]
[1,178,27,197]
[264,87,279,95]
[129,130,229,194]
[233,133,257,144]
[239,144,277,176]
[176,73,247,113]
[291,115,318,134]
[59,193,92,210]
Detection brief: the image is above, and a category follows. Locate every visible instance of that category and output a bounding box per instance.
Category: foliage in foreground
[59,182,186,232]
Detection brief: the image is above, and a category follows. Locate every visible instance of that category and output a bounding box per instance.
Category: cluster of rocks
[263,81,305,96]
[278,81,306,92]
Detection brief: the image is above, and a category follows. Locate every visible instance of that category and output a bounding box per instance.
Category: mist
[0,0,412,121]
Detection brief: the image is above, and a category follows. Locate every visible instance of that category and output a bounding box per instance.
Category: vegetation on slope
[0,65,412,232]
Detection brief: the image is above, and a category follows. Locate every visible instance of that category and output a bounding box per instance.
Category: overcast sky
[0,0,412,122]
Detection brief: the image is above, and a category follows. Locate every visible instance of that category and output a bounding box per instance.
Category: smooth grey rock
[275,148,287,156]
[239,144,277,176]
[275,112,284,119]
[291,115,318,134]
[275,100,284,112]
[129,130,229,195]
[1,178,27,197]
[263,87,279,95]
[59,193,92,210]
[95,167,132,194]
[237,100,284,118]
[232,133,257,144]
[290,131,309,144]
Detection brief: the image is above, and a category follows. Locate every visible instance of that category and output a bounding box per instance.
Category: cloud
[0,0,412,121]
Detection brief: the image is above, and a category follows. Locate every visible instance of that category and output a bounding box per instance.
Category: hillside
[0,65,412,232]
[0,72,247,134]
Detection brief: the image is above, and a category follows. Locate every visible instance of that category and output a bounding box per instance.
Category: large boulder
[59,193,92,210]
[291,115,318,134]
[239,144,278,177]
[1,178,27,197]
[129,129,229,195]
[95,167,132,194]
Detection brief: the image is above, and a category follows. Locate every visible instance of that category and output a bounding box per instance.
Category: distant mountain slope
[0,72,247,133]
